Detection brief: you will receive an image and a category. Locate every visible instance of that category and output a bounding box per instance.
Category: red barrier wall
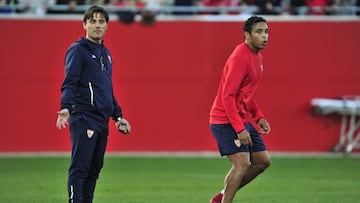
[0,18,359,152]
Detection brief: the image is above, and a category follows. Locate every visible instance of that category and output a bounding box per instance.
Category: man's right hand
[236,129,253,147]
[56,108,70,129]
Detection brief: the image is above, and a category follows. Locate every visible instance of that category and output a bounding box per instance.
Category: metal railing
[0,4,360,16]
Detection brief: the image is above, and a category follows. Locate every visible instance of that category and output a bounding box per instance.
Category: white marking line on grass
[0,151,359,158]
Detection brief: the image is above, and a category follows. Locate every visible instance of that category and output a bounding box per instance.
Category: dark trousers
[67,115,108,203]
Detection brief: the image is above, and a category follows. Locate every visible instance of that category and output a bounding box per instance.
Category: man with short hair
[56,5,131,203]
[209,16,271,203]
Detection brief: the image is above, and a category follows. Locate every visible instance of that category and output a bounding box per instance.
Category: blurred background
[0,0,360,155]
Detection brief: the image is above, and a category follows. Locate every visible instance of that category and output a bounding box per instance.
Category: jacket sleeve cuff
[254,116,265,123]
[61,104,73,114]
[233,123,245,134]
[112,115,123,122]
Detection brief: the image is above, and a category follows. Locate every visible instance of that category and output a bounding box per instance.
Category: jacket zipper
[88,82,94,106]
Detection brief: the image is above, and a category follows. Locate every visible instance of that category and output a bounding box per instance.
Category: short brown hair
[83,5,109,24]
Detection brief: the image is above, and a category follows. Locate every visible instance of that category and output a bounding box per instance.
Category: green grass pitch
[0,155,359,203]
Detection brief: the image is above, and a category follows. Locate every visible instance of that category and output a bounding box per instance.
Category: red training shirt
[209,42,265,133]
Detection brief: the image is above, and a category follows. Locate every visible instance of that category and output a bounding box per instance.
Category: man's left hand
[116,118,131,134]
[257,118,271,135]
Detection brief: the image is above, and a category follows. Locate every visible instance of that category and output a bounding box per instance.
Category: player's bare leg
[238,151,270,189]
[222,152,250,203]
[221,151,270,203]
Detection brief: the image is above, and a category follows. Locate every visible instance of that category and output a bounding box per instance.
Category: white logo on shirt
[92,55,96,59]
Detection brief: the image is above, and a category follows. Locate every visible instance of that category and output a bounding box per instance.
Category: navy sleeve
[60,44,83,113]
[111,95,123,121]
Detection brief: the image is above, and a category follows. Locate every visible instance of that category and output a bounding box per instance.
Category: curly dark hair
[242,16,267,33]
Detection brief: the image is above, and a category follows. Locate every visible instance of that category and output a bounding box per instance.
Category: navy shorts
[210,123,267,156]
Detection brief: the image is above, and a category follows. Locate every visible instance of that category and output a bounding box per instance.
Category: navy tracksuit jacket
[61,37,123,122]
